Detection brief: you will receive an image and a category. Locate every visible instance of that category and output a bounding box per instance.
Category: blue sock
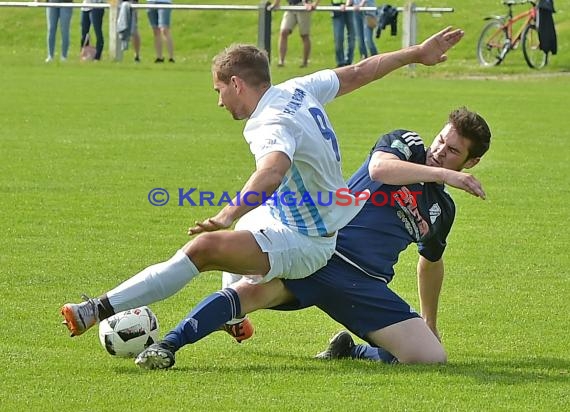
[163,288,241,351]
[351,344,398,364]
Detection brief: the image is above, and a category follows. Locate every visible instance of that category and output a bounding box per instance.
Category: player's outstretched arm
[440,169,486,199]
[188,151,291,235]
[369,152,486,199]
[334,26,464,97]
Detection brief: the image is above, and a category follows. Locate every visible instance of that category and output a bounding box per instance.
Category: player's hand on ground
[432,327,442,343]
[443,170,486,199]
[425,320,442,342]
[188,215,233,236]
[417,26,464,66]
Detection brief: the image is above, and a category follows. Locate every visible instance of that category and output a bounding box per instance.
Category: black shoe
[314,330,354,360]
[154,57,164,63]
[135,341,176,369]
[168,58,175,63]
[134,56,140,63]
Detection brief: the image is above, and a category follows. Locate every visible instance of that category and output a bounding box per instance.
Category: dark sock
[97,295,115,321]
[352,344,398,364]
[163,289,241,351]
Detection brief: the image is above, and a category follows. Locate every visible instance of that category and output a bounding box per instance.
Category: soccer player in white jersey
[60,27,465,354]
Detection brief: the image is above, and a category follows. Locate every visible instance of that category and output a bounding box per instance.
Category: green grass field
[1,1,570,411]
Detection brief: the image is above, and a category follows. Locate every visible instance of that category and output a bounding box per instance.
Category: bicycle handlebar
[502,0,536,6]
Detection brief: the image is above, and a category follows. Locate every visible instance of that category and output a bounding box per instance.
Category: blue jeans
[332,11,355,67]
[46,5,73,58]
[81,9,105,60]
[354,11,377,58]
[147,7,172,28]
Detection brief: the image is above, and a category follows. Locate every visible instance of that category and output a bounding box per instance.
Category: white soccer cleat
[60,294,100,337]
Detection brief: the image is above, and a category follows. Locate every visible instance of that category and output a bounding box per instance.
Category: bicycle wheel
[477,20,507,67]
[522,24,548,69]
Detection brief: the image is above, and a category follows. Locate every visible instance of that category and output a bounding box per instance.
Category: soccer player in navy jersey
[135,107,491,368]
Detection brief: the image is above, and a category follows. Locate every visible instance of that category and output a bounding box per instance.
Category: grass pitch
[1,1,569,410]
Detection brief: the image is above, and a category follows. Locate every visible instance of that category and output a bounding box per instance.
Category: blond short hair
[212,44,271,88]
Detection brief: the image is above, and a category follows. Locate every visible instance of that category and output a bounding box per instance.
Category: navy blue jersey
[335,129,456,283]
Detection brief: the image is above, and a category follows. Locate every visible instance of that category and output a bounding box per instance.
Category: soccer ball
[98,306,160,358]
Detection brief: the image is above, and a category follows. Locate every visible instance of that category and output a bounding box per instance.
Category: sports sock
[163,288,241,351]
[97,296,115,321]
[221,271,246,325]
[105,250,199,313]
[352,344,398,364]
[221,271,242,289]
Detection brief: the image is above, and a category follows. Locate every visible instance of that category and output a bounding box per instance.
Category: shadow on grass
[431,357,570,384]
[112,353,570,384]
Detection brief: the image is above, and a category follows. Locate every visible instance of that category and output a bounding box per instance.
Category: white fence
[0,1,453,62]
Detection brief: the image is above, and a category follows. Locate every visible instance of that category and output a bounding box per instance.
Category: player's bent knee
[183,233,223,267]
[369,318,447,364]
[398,345,447,364]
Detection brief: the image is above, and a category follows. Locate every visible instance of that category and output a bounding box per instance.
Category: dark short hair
[212,44,271,88]
[449,107,491,159]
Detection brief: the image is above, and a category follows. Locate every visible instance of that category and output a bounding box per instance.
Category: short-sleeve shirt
[243,70,361,237]
[335,129,456,282]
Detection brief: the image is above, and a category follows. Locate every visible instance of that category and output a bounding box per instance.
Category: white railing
[0,1,453,62]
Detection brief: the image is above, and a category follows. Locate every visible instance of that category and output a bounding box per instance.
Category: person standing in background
[147,0,175,63]
[269,0,318,68]
[331,0,354,67]
[354,0,377,59]
[45,0,73,62]
[131,0,142,62]
[118,0,142,61]
[80,0,105,60]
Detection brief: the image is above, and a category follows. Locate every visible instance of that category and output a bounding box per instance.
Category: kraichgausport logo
[147,188,422,208]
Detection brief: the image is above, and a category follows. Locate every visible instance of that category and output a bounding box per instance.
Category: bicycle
[477,0,547,69]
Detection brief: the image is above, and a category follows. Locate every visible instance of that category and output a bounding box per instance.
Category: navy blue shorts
[274,255,420,341]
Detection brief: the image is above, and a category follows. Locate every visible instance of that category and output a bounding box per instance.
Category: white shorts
[232,205,336,284]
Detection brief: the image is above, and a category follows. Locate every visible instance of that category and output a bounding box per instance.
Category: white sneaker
[60,56,67,62]
[45,56,53,63]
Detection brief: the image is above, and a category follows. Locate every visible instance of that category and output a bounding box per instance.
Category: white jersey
[243,69,361,237]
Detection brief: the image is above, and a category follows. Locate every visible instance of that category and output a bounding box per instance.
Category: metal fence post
[402,1,417,68]
[258,1,272,61]
[402,1,417,48]
[108,0,122,61]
